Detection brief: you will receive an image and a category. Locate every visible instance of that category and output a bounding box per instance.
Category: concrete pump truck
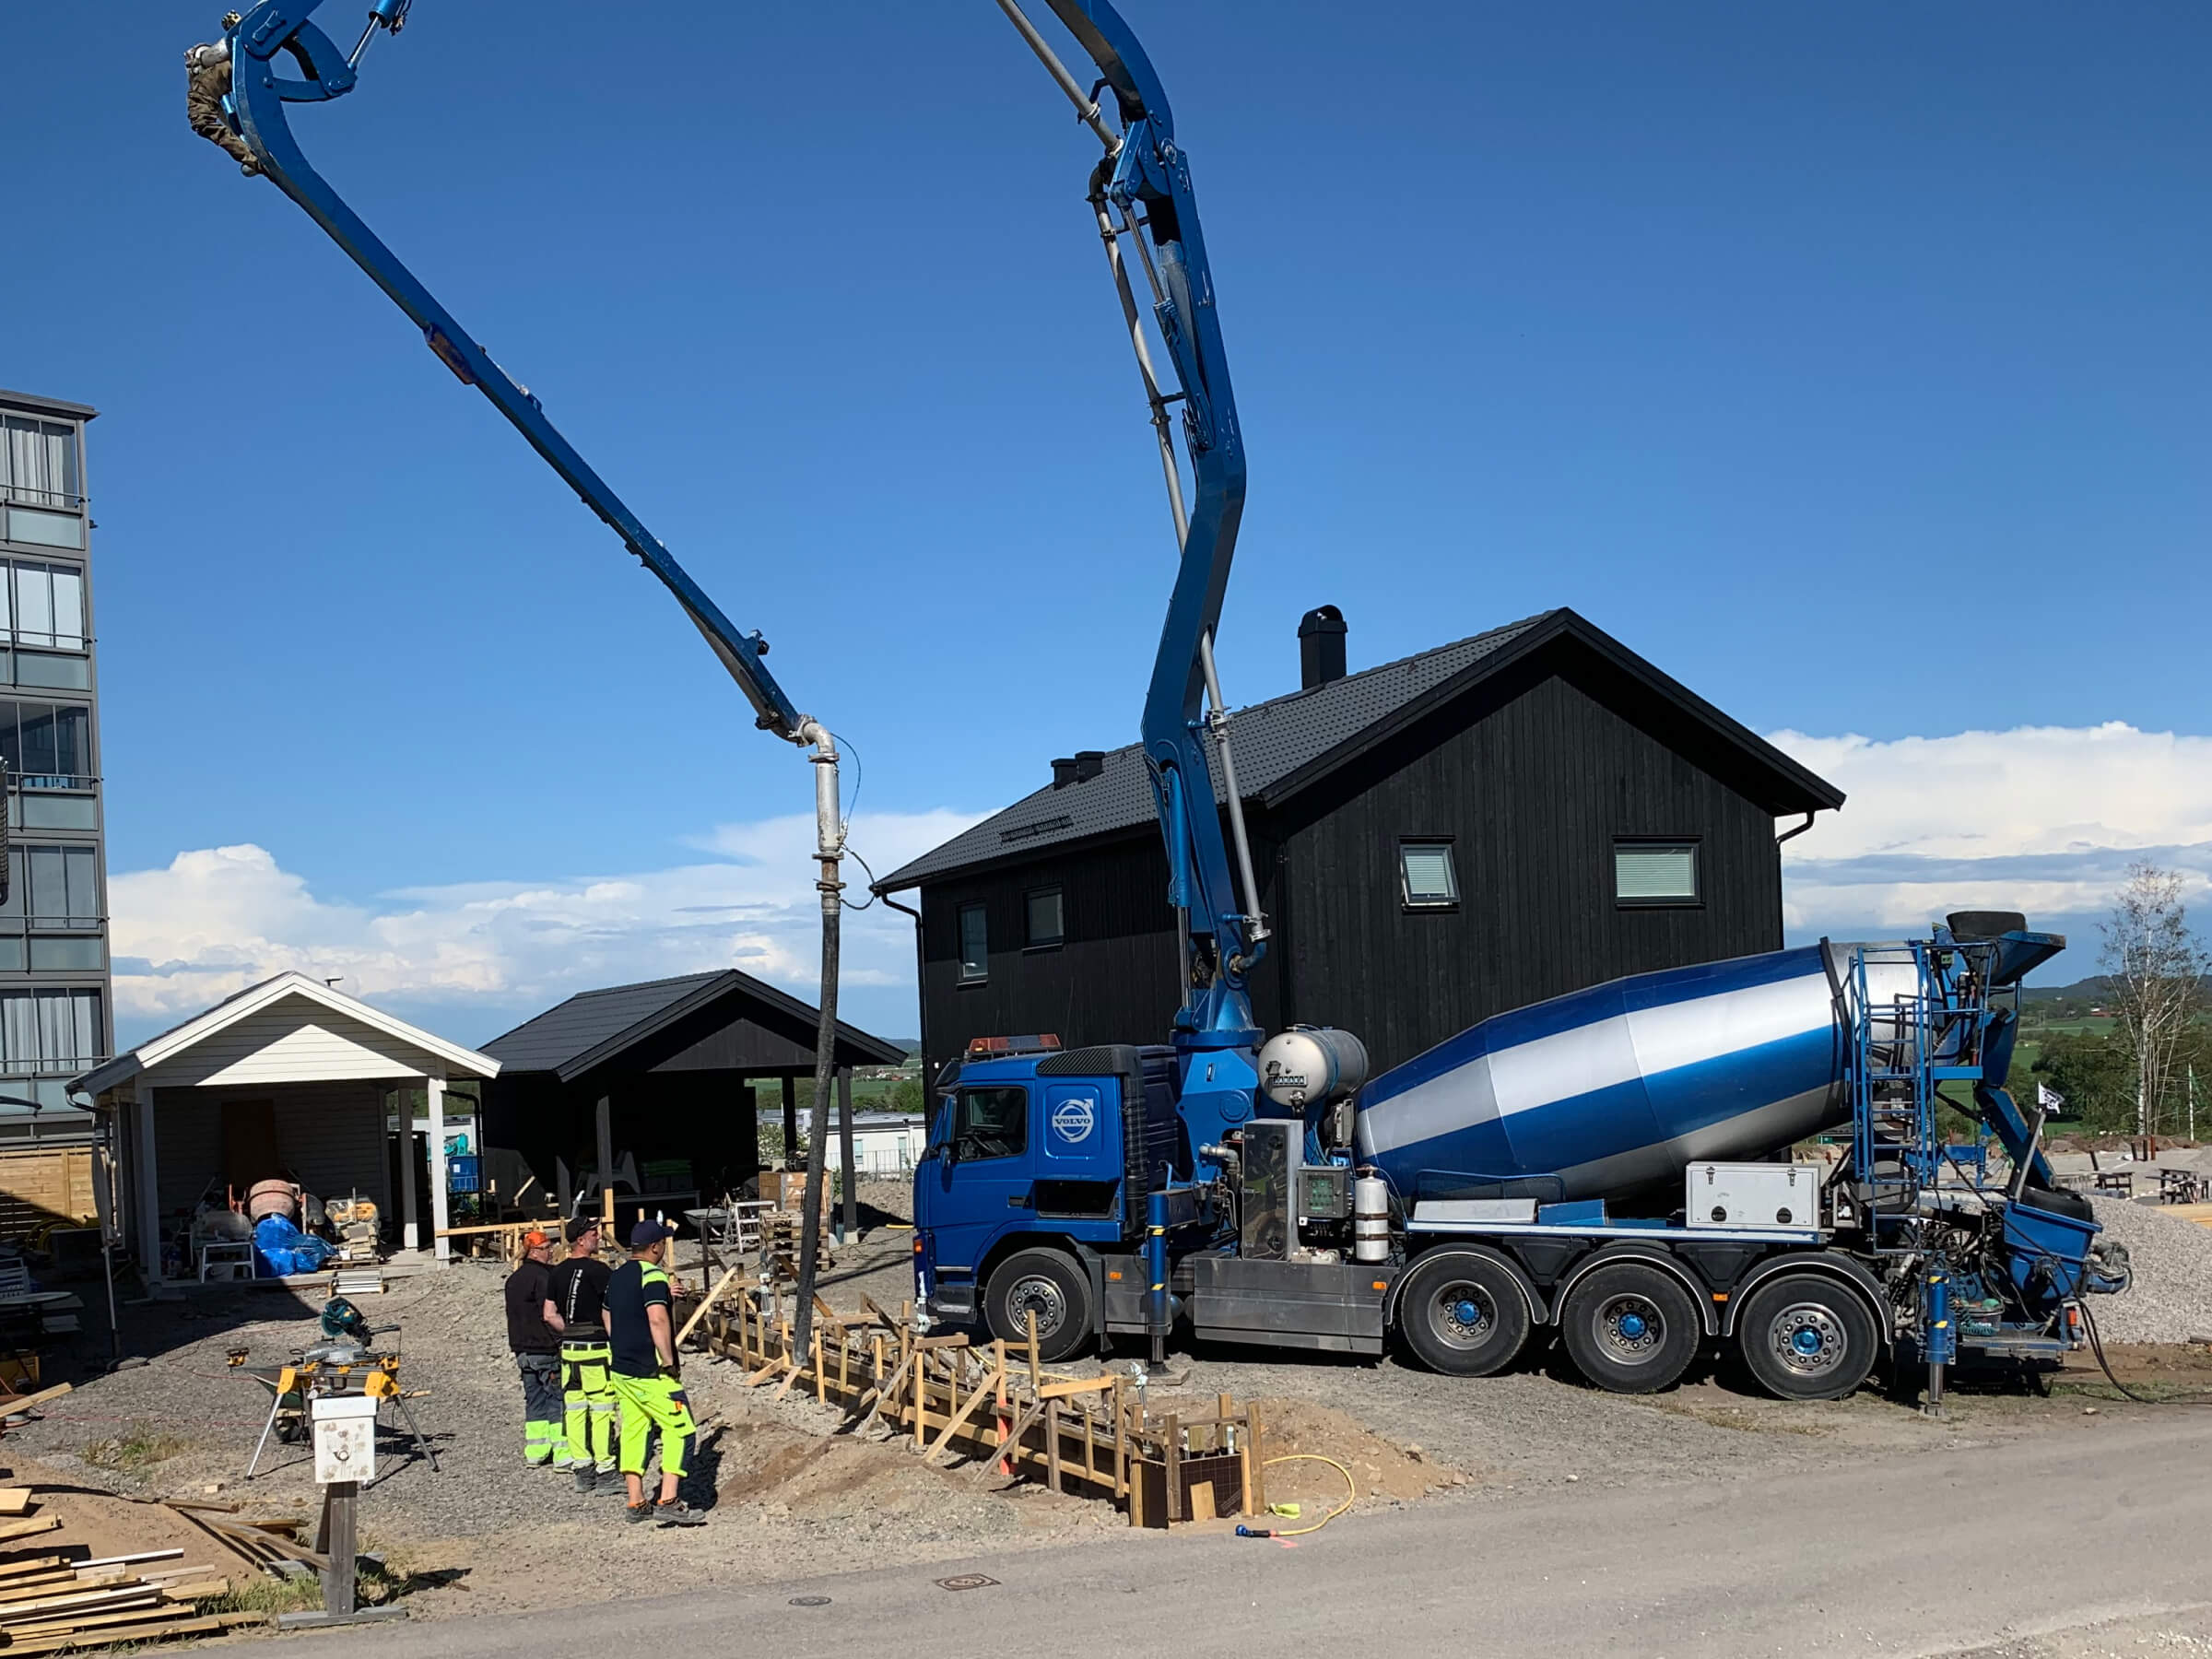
[189,0,2134,1410]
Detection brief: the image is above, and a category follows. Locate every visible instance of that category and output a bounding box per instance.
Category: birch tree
[2100,863,2210,1141]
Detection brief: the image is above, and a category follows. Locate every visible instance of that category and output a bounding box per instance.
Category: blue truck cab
[913,1035,1401,1365]
[913,1041,1186,1361]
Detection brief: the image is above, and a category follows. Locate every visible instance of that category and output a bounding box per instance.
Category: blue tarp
[252,1214,334,1278]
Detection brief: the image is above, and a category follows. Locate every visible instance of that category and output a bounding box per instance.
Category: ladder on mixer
[1847,943,1990,1251]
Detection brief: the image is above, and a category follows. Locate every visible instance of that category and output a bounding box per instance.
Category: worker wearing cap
[546,1217,617,1492]
[606,1220,704,1525]
[502,1230,562,1467]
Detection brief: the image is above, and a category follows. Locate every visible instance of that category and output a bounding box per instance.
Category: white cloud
[107,810,982,1042]
[106,723,2212,1048]
[1769,724,2212,942]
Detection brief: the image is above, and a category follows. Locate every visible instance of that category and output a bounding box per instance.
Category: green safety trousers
[516,1351,562,1465]
[611,1371,695,1481]
[559,1336,617,1474]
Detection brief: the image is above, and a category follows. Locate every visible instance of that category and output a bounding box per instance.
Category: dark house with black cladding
[872,606,1844,1088]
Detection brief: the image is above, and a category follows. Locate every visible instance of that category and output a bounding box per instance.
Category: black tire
[1559,1261,1701,1394]
[983,1249,1094,1364]
[1396,1251,1532,1377]
[1735,1273,1880,1401]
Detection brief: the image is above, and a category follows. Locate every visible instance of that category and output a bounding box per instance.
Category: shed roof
[480,970,906,1083]
[0,387,99,421]
[75,971,500,1098]
[873,607,1843,891]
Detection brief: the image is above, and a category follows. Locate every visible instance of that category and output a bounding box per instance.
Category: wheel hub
[1433,1282,1494,1347]
[1595,1293,1665,1363]
[1767,1302,1844,1376]
[1009,1276,1066,1337]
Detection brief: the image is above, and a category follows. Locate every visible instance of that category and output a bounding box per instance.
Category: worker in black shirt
[546,1217,617,1493]
[502,1230,561,1467]
[606,1220,704,1525]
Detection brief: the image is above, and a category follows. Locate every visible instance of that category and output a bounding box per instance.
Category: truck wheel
[1736,1275,1878,1401]
[1397,1252,1530,1376]
[1559,1262,1700,1394]
[984,1249,1094,1364]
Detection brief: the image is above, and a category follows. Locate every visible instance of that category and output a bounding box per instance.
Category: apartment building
[0,389,112,1140]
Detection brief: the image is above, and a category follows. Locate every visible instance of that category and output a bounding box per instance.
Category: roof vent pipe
[1298,605,1347,689]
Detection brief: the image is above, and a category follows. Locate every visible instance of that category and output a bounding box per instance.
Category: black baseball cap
[628,1219,676,1249]
[565,1217,600,1244]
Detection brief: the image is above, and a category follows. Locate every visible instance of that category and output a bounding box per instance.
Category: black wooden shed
[873,606,1843,1087]
[477,970,904,1215]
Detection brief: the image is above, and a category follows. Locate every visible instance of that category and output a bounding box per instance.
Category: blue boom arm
[209,0,811,745]
[1031,2,1262,1046]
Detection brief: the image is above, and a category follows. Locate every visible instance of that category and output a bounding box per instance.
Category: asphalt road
[314,1414,2212,1658]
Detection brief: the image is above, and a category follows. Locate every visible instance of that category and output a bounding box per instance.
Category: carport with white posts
[76,972,500,1280]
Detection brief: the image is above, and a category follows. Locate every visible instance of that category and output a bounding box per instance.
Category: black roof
[480,970,905,1081]
[874,607,1843,892]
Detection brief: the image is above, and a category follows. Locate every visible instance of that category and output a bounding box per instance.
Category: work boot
[653,1499,707,1528]
[624,1500,654,1525]
[572,1466,598,1494]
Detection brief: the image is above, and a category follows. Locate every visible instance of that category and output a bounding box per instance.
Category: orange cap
[522,1229,550,1248]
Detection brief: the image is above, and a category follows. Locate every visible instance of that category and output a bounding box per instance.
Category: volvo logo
[1051,1097,1096,1143]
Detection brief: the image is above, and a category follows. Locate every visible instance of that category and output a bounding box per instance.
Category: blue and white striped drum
[1356,945,1918,1203]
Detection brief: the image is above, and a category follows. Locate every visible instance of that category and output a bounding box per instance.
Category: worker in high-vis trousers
[502,1230,562,1466]
[546,1216,617,1493]
[606,1220,706,1525]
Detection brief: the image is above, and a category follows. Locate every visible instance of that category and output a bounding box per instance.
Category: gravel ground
[2085,1198,2212,1345]
[9,1179,2194,1626]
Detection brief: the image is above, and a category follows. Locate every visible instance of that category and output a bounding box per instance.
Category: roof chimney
[1298,605,1347,690]
[1051,749,1106,789]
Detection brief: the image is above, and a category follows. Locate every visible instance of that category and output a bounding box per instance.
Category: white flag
[2037,1082,2066,1112]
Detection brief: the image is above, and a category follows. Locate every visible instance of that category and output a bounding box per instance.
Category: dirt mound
[713,1421,992,1521]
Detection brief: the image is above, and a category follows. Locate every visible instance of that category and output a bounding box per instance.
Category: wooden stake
[674,1265,746,1347]
[1163,1413,1182,1527]
[1045,1400,1063,1493]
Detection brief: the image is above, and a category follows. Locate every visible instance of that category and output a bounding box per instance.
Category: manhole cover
[935,1574,1000,1593]
[788,1596,831,1608]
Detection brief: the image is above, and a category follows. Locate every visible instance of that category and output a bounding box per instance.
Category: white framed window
[1615,839,1700,906]
[1399,841,1459,909]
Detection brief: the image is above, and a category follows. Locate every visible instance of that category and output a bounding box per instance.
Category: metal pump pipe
[994,0,1121,154]
[792,720,844,1362]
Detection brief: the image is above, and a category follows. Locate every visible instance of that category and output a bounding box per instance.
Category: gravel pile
[2086,1198,2212,1345]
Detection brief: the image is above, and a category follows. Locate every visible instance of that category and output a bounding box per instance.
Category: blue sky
[6,4,2208,1047]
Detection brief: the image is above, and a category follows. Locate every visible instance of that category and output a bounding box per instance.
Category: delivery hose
[2075,1292,2212,1406]
[1234,1453,1356,1538]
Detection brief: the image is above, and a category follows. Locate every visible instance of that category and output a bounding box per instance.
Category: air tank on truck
[912,914,2132,1405]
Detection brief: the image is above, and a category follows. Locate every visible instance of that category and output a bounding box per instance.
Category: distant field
[2034,1018,2118,1037]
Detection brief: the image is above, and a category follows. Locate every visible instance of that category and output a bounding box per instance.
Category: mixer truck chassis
[916,919,2133,1404]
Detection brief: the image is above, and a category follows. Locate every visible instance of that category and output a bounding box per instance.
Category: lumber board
[0,1521,58,1547]
[3,1608,266,1653]
[1036,1375,1116,1401]
[0,1385,70,1419]
[0,1492,32,1517]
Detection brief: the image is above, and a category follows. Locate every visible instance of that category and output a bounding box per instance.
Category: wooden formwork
[698,1294,1262,1528]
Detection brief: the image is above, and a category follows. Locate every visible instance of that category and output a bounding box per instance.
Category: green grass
[200,1573,324,1618]
[78,1424,188,1473]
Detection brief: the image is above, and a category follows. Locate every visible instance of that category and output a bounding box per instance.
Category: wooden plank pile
[699,1291,1263,1528]
[0,1505,264,1653]
[161,1500,329,1577]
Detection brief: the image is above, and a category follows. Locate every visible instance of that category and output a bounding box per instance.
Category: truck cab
[912,1039,1182,1361]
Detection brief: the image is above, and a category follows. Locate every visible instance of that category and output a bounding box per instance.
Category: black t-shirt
[606,1258,672,1379]
[503,1258,556,1355]
[547,1255,613,1335]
